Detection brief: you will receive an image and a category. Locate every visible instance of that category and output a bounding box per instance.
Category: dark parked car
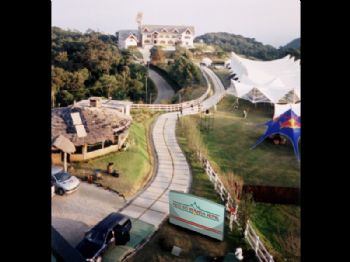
[76,212,132,262]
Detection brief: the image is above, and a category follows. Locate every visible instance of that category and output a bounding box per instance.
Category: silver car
[51,166,80,195]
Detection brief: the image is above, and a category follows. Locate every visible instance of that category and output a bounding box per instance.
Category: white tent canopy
[229,51,300,104]
[274,103,300,119]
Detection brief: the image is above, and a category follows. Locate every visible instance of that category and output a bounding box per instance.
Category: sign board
[169,190,225,241]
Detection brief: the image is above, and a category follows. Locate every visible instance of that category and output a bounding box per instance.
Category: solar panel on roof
[71,112,82,125]
[75,125,87,138]
[71,112,87,138]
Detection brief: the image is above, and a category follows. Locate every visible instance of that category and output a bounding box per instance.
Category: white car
[51,166,80,195]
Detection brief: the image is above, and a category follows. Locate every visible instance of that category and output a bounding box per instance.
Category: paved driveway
[52,182,125,247]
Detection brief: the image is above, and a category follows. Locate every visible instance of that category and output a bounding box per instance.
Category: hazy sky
[52,0,300,48]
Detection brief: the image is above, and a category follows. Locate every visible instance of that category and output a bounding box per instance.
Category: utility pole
[145,62,149,103]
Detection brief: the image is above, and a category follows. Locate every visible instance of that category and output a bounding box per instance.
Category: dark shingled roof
[141,24,195,34]
[52,106,132,146]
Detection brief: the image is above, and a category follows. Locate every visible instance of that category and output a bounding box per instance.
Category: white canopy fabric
[229,51,300,104]
[274,103,300,119]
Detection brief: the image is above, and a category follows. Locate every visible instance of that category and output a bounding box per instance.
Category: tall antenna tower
[136,12,143,30]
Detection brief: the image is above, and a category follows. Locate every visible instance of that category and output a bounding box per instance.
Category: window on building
[75,146,83,154]
[144,40,150,44]
[143,28,149,33]
[87,142,103,152]
[160,40,165,44]
[154,40,157,44]
[147,34,151,38]
[184,36,191,39]
[168,40,174,44]
[186,30,191,34]
[104,140,113,148]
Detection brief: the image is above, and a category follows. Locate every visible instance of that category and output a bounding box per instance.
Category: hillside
[283,38,300,49]
[51,27,156,107]
[194,32,299,61]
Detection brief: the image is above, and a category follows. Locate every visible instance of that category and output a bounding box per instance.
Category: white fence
[131,68,211,112]
[245,222,274,262]
[197,152,275,262]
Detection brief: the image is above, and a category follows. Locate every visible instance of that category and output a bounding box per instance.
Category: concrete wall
[52,153,61,165]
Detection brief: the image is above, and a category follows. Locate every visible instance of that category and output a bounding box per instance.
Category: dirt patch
[127,220,258,262]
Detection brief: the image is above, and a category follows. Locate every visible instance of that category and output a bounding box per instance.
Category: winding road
[119,67,226,229]
[148,68,175,104]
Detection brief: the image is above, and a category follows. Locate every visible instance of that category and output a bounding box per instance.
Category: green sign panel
[169,190,225,241]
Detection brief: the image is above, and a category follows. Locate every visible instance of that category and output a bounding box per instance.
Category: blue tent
[252,109,301,160]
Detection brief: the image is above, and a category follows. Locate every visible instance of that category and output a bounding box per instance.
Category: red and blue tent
[252,108,301,160]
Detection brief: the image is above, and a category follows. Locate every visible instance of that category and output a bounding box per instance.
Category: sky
[52,0,300,48]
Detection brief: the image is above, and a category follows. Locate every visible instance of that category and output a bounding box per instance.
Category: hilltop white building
[140,25,194,48]
[118,24,195,49]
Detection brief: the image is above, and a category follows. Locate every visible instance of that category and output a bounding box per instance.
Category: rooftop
[141,24,195,34]
[52,105,132,146]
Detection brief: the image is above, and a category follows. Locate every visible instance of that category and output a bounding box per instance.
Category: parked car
[51,166,80,195]
[76,212,132,262]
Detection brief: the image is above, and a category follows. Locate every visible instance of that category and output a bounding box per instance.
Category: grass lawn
[184,96,300,261]
[198,96,300,188]
[252,204,300,262]
[71,110,159,197]
[127,122,258,262]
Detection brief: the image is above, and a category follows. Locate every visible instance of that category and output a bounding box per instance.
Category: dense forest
[52,27,152,107]
[194,33,300,61]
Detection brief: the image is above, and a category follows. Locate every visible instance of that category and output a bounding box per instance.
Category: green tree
[150,46,165,65]
[81,38,120,76]
[173,46,193,60]
[169,56,201,88]
[52,66,69,107]
[127,79,144,101]
[95,74,120,98]
[56,90,74,107]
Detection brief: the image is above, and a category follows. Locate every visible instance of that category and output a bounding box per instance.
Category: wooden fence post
[244,220,249,237]
[255,236,259,253]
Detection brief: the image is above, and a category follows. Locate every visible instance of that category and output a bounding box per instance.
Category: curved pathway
[148,68,175,104]
[119,67,226,229]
